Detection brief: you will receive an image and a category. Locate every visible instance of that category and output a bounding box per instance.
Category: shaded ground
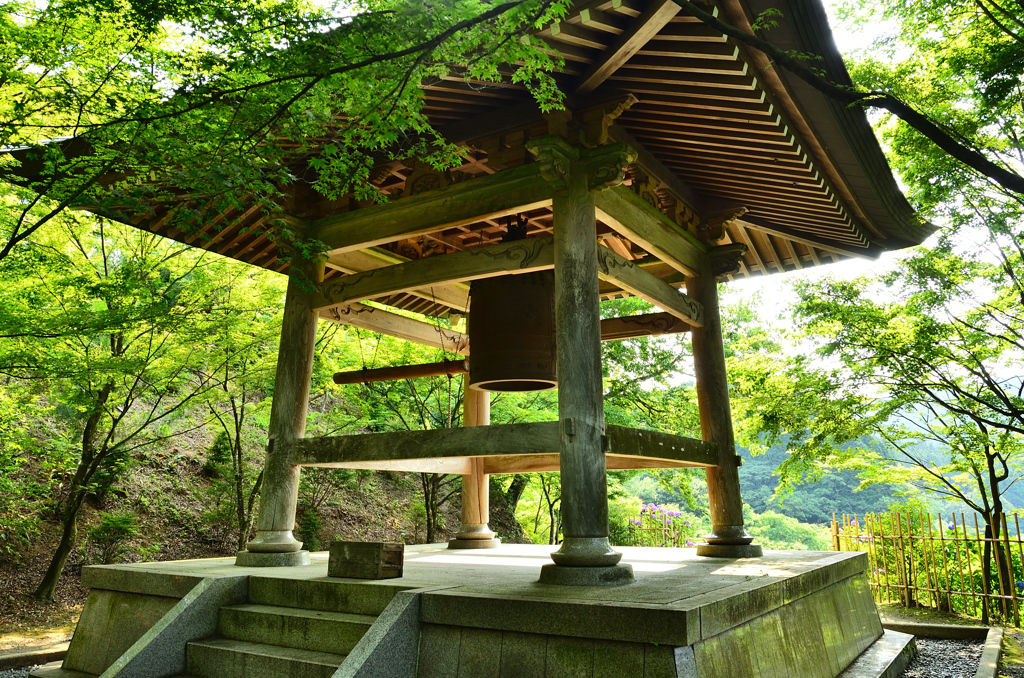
[0,445,526,645]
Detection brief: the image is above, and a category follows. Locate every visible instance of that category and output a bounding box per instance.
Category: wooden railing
[831,511,1024,626]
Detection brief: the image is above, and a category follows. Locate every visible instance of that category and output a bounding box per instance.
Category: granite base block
[235,550,311,567]
[538,563,635,586]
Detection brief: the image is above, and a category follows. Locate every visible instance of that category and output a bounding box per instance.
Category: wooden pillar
[449,387,499,549]
[687,256,762,558]
[243,269,319,560]
[547,151,621,570]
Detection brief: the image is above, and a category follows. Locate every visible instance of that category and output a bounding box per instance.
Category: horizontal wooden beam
[328,248,469,312]
[314,236,554,311]
[600,312,691,340]
[288,422,718,473]
[333,359,469,385]
[597,247,703,327]
[594,184,706,276]
[319,303,470,355]
[314,163,553,254]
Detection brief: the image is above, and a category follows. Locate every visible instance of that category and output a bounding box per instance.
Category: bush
[88,513,139,564]
[295,504,322,552]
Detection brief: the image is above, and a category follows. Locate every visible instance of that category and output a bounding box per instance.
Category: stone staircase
[178,577,408,678]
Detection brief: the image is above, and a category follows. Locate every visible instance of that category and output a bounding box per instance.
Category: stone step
[838,630,917,678]
[187,638,345,678]
[219,603,377,656]
[248,575,409,616]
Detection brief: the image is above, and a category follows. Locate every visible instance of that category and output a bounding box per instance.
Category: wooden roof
[14,0,933,322]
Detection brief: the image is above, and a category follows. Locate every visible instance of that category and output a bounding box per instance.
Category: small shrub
[295,505,322,552]
[406,501,427,543]
[88,513,139,564]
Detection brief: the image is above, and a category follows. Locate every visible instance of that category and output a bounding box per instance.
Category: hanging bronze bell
[468,271,557,392]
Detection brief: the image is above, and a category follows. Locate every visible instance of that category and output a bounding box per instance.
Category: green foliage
[743,507,829,551]
[405,500,427,544]
[0,387,48,558]
[738,445,900,525]
[295,504,322,552]
[620,503,701,548]
[87,512,139,564]
[0,0,573,266]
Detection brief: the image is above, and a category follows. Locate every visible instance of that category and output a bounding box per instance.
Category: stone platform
[36,545,890,678]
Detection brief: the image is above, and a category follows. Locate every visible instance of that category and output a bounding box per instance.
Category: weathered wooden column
[449,386,500,549]
[237,259,320,567]
[687,251,762,558]
[529,136,635,585]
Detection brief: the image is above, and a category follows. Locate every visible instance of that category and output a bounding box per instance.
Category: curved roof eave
[724,0,937,248]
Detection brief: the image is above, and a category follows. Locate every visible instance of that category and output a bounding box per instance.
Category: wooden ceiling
[65,0,932,319]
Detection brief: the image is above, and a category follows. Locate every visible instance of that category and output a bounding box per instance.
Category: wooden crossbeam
[328,248,470,312]
[322,304,686,356]
[288,422,718,474]
[597,247,703,326]
[594,184,706,276]
[575,0,681,95]
[600,312,691,340]
[319,303,470,355]
[314,236,554,311]
[314,163,553,254]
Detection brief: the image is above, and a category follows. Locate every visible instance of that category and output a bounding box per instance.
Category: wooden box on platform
[328,541,404,579]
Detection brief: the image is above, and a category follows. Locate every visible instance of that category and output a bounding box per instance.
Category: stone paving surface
[84,543,855,606]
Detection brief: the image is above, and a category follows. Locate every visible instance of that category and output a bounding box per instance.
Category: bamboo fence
[831,511,1024,626]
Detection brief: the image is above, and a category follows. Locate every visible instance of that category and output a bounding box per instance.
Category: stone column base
[235,550,311,567]
[550,537,622,567]
[539,563,634,586]
[696,543,764,558]
[448,538,502,550]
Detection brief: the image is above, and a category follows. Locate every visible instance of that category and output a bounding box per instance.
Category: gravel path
[899,638,984,678]
[0,639,991,678]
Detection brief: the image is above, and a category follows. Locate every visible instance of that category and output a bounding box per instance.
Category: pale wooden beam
[780,237,803,271]
[594,184,705,276]
[320,303,470,355]
[575,0,680,95]
[328,248,470,312]
[733,222,766,275]
[302,458,475,474]
[482,452,708,474]
[314,236,554,311]
[597,246,704,327]
[314,163,552,254]
[324,304,685,354]
[737,216,877,259]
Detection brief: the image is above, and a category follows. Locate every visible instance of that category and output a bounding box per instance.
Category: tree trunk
[34,385,110,603]
[505,475,529,514]
[983,514,1013,621]
[34,495,83,602]
[421,473,437,544]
